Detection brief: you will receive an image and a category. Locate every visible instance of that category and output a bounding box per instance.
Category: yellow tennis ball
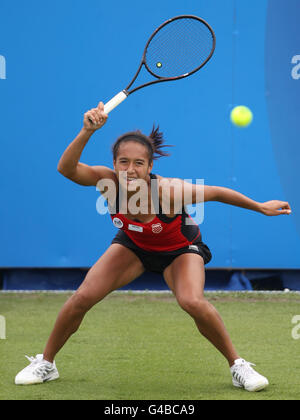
[230,106,253,127]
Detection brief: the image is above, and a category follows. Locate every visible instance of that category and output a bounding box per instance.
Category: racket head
[143,15,216,81]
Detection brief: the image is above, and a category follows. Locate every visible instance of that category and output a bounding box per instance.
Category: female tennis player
[15,102,291,391]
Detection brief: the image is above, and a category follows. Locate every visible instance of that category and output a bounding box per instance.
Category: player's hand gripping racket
[89,15,216,122]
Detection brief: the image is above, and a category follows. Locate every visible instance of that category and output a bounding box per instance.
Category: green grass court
[1,291,300,400]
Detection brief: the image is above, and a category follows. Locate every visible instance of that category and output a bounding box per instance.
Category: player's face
[114,141,153,190]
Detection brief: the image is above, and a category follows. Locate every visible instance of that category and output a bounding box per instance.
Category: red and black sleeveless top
[109,174,201,252]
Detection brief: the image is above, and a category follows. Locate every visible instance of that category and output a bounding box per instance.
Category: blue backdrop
[0,0,299,269]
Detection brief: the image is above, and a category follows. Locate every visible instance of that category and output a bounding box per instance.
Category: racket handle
[104,90,128,114]
[88,90,128,125]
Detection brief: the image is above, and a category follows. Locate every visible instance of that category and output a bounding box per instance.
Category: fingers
[97,101,105,111]
[278,209,291,215]
[84,102,108,129]
[279,201,292,215]
[283,208,292,215]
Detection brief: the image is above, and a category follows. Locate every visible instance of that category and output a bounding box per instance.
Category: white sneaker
[15,354,59,385]
[231,358,269,392]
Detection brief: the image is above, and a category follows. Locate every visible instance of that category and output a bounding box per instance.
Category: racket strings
[151,22,211,73]
[145,18,214,78]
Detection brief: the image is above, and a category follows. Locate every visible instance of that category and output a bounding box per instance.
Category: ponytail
[148,125,171,160]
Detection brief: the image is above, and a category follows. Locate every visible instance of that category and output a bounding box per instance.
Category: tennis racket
[90,15,215,121]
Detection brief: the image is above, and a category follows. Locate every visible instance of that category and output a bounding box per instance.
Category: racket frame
[91,14,216,118]
[125,14,216,95]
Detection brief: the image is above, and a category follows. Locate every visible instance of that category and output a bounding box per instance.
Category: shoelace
[25,355,38,364]
[233,360,257,385]
[25,355,52,378]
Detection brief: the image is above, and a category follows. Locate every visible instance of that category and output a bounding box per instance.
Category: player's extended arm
[159,179,292,217]
[204,185,292,216]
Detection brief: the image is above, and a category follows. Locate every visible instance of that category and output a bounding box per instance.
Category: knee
[68,291,95,314]
[178,296,211,319]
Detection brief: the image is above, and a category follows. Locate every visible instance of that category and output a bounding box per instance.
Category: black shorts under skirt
[111,230,212,274]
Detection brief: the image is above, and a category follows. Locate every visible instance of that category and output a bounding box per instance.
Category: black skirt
[112,230,212,274]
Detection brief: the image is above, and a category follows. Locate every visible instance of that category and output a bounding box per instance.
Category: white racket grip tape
[104,90,128,114]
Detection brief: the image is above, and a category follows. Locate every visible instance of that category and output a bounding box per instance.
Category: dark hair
[112,125,172,163]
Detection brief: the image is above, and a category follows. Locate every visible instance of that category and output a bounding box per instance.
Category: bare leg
[43,244,144,363]
[163,254,239,367]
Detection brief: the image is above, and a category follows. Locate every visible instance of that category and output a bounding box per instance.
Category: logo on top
[151,223,163,234]
[113,217,123,229]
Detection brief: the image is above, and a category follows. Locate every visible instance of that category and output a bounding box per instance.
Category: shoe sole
[15,372,59,385]
[245,381,269,392]
[233,379,269,392]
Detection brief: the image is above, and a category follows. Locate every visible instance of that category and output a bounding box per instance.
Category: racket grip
[104,90,128,114]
